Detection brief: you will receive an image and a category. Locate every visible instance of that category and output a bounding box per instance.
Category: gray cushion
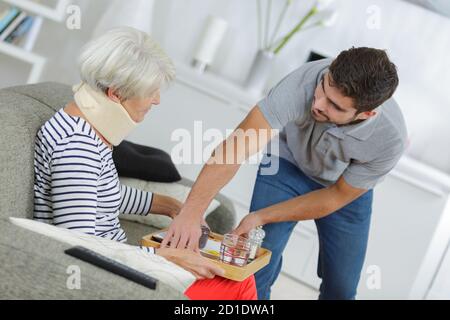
[5,82,73,113]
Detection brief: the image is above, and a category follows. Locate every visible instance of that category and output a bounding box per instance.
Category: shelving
[0,0,70,86]
[0,40,44,83]
[3,0,70,22]
[174,61,265,112]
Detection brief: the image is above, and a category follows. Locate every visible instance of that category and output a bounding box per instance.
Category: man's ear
[106,88,121,103]
[356,110,377,120]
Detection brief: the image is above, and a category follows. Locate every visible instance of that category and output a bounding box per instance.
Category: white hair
[78,26,175,99]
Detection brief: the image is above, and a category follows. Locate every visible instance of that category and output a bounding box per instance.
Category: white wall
[427,240,450,299]
[2,0,450,299]
[13,0,448,174]
[35,0,108,84]
[153,0,450,99]
[4,0,450,99]
[152,0,450,174]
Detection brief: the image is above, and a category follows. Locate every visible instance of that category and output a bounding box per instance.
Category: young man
[162,47,408,300]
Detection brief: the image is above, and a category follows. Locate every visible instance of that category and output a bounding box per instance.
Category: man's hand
[201,217,210,229]
[155,247,225,280]
[160,212,203,251]
[232,213,264,236]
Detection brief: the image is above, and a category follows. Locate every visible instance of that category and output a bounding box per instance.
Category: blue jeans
[252,156,373,300]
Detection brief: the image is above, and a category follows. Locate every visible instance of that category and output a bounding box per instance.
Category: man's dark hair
[329,47,399,112]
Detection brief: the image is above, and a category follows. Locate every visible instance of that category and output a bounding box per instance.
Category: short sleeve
[139,245,155,255]
[342,150,404,190]
[258,59,332,130]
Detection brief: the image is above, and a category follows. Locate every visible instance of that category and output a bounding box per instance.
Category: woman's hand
[149,194,182,219]
[155,247,225,280]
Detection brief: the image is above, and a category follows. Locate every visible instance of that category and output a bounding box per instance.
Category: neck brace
[73,83,138,146]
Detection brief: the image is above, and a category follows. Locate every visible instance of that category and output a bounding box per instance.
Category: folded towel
[113,140,181,182]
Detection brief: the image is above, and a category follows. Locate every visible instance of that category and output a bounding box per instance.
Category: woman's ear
[106,87,122,103]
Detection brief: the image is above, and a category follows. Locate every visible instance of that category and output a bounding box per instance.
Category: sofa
[0,82,236,299]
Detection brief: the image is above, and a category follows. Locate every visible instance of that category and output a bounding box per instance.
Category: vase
[192,15,228,73]
[244,49,276,95]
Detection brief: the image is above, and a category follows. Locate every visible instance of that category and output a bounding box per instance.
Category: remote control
[64,246,158,290]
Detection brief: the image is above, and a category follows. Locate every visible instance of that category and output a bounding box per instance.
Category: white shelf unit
[174,61,265,113]
[3,0,70,22]
[0,0,70,85]
[0,41,44,83]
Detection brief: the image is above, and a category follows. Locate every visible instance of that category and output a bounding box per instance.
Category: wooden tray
[141,229,272,282]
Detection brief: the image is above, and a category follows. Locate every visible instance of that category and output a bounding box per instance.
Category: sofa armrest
[0,219,187,300]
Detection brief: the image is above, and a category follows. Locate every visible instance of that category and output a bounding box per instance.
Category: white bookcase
[0,41,44,83]
[3,0,69,22]
[0,0,70,87]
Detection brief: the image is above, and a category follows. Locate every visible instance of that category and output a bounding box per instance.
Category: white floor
[270,272,319,300]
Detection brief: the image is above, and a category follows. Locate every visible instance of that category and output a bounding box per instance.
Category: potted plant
[245,0,338,93]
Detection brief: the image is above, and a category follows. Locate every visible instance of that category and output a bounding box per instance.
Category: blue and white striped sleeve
[119,184,153,216]
[139,246,156,255]
[49,137,101,235]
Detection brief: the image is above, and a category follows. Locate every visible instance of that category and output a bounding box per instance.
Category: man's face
[311,72,374,125]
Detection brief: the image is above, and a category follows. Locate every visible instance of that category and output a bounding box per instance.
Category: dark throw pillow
[112,140,181,183]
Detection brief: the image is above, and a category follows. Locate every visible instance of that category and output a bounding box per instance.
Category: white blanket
[9,217,196,293]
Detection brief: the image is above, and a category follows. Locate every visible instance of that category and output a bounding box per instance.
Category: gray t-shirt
[258,59,408,190]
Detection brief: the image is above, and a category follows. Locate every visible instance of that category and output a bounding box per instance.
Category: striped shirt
[33,108,154,253]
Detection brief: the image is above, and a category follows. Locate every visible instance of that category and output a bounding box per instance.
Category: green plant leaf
[273,6,318,55]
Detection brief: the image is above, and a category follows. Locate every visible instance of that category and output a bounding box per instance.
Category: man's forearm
[257,185,364,224]
[179,106,275,220]
[182,160,241,219]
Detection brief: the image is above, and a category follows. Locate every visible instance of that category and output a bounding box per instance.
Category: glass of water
[219,234,251,267]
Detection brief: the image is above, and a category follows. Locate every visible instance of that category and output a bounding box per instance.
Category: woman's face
[107,88,161,123]
[122,90,161,123]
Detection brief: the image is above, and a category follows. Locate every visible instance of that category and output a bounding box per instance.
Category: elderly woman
[33,27,256,300]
